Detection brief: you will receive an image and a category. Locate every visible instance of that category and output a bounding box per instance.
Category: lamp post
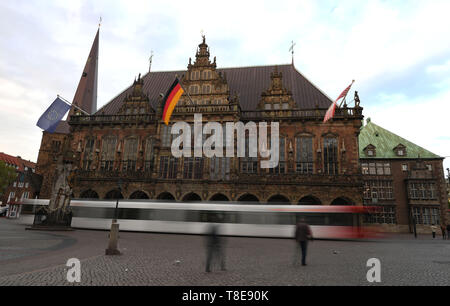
[106,179,123,255]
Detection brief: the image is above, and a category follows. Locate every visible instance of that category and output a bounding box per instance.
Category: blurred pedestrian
[441,224,447,240]
[205,223,226,273]
[430,224,437,239]
[447,224,450,240]
[294,217,313,266]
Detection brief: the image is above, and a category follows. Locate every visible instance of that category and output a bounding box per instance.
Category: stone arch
[267,194,290,204]
[157,192,176,201]
[79,189,99,199]
[298,195,322,205]
[237,193,260,203]
[104,189,124,200]
[209,193,230,201]
[330,197,354,206]
[129,190,150,199]
[182,192,202,202]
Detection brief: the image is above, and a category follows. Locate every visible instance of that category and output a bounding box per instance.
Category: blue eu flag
[36,97,71,133]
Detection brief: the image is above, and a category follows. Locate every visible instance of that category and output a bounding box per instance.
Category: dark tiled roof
[96,64,333,115]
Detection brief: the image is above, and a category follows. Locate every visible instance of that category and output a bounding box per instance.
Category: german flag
[162,78,184,125]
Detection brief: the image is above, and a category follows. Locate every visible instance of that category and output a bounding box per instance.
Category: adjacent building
[359,119,448,233]
[0,152,41,206]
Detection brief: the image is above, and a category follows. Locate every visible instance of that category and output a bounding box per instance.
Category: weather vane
[149,50,154,72]
[289,40,296,65]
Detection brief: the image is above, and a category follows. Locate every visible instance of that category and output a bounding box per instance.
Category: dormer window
[364,144,376,157]
[394,144,407,157]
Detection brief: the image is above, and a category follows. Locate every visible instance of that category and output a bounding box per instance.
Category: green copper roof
[359,119,441,159]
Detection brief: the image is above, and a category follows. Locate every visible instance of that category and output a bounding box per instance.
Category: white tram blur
[20,198,376,239]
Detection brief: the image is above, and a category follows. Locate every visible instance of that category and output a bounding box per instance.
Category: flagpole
[174,74,196,110]
[57,95,90,115]
[338,80,355,108]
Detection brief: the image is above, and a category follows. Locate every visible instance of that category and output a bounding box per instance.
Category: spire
[69,28,99,116]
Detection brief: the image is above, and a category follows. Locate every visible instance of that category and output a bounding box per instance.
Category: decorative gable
[257,66,295,111]
[117,74,153,115]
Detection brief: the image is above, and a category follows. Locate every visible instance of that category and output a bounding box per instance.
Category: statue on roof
[354,91,360,107]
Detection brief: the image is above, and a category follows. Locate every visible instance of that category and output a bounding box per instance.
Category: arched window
[182,192,202,202]
[157,192,176,201]
[161,125,172,147]
[80,189,99,199]
[270,137,286,174]
[323,137,338,175]
[267,194,290,204]
[237,194,259,203]
[123,137,138,171]
[296,136,313,174]
[144,137,155,171]
[210,193,229,201]
[129,191,149,199]
[101,136,117,171]
[83,137,95,170]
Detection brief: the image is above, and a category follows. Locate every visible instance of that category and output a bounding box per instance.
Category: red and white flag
[323,80,355,123]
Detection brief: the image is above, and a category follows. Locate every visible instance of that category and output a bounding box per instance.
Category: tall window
[364,205,396,224]
[296,137,313,174]
[52,140,61,153]
[159,156,178,179]
[202,84,211,94]
[409,182,436,199]
[161,125,172,147]
[241,136,258,174]
[144,137,155,171]
[413,207,440,225]
[269,137,286,174]
[123,137,138,171]
[83,137,95,170]
[364,181,394,201]
[183,157,204,179]
[210,157,230,180]
[323,137,338,175]
[100,136,117,171]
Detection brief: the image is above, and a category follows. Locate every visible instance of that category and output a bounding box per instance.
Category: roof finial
[289,40,296,65]
[149,50,154,72]
[98,16,102,28]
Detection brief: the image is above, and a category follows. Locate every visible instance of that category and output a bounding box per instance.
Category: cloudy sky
[0,0,449,175]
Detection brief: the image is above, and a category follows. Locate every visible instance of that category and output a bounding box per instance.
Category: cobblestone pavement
[1,218,449,286]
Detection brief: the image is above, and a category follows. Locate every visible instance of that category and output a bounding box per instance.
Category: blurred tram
[21,199,376,239]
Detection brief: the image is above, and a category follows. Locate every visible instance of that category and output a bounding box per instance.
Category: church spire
[69,28,99,116]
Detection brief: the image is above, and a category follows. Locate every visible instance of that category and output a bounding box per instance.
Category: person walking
[205,223,226,273]
[431,224,437,239]
[441,224,447,240]
[294,218,313,266]
[447,224,450,240]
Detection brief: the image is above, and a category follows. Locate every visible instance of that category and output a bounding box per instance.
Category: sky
[0,0,449,176]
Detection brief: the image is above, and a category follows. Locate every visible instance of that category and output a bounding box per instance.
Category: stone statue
[354,91,360,107]
[48,156,73,212]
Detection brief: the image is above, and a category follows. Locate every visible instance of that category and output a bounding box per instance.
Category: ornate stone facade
[36,37,364,206]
